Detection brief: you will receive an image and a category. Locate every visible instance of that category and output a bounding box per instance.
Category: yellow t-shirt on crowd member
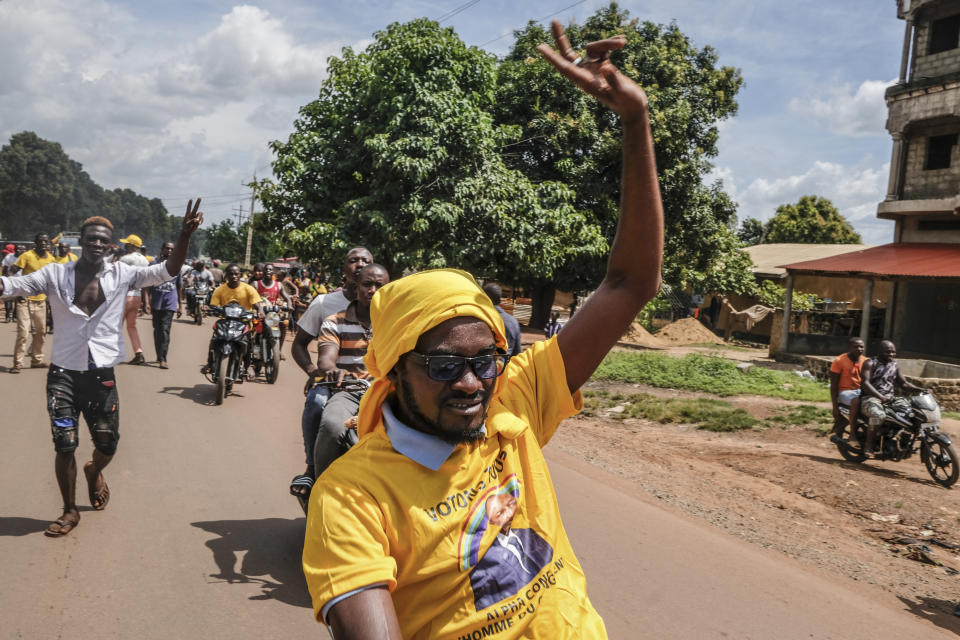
[55,253,78,264]
[303,337,607,640]
[210,282,262,310]
[15,250,57,301]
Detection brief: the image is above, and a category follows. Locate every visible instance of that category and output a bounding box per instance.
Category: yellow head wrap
[357,269,507,437]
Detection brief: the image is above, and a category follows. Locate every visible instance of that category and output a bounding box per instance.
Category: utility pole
[232,205,245,227]
[243,172,256,268]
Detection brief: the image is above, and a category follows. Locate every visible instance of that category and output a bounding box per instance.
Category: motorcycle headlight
[224,305,243,319]
[265,312,280,328]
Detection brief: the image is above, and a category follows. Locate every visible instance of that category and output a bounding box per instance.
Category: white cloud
[788,80,892,137]
[722,159,894,244]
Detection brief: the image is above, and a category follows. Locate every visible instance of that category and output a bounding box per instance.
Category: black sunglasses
[406,351,511,382]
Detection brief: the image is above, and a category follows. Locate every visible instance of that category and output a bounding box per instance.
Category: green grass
[592,352,829,402]
[582,390,759,432]
[583,391,834,434]
[944,410,960,421]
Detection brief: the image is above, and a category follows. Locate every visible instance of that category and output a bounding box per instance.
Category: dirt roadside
[550,376,960,630]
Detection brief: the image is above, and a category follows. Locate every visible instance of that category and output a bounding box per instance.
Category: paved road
[0,316,955,639]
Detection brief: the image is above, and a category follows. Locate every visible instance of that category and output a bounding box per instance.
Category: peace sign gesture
[537,20,648,122]
[181,198,204,235]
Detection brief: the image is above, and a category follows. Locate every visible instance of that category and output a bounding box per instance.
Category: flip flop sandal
[45,516,78,537]
[84,462,110,511]
[290,474,315,497]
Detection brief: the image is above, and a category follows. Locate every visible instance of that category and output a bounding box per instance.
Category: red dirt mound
[620,322,667,348]
[654,317,723,345]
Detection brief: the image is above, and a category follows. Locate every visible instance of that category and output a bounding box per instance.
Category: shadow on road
[782,453,937,488]
[191,517,311,608]
[896,595,960,634]
[158,384,215,406]
[0,517,54,536]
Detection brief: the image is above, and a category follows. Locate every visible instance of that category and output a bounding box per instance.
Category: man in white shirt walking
[0,200,203,536]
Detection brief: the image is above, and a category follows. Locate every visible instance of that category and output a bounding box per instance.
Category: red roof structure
[778,243,960,279]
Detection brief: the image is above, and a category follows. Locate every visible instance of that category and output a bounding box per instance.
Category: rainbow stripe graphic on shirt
[458,474,521,571]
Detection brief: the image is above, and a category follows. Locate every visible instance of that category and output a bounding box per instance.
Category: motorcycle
[836,391,959,487]
[296,377,370,515]
[190,281,211,325]
[249,305,282,384]
[203,302,255,405]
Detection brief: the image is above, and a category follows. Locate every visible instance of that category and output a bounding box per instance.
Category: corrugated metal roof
[780,243,960,279]
[746,244,870,277]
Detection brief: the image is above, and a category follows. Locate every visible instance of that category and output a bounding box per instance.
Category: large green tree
[494,3,753,310]
[203,219,283,265]
[258,18,604,310]
[762,195,862,244]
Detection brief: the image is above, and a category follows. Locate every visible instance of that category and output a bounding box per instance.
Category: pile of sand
[620,322,667,348]
[654,317,723,345]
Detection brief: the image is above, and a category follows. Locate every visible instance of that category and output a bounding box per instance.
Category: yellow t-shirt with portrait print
[303,337,607,639]
[15,250,57,301]
[209,281,261,310]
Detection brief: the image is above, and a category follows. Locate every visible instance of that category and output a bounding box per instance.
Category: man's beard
[400,381,486,446]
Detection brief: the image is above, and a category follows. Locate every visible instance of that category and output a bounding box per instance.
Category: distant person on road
[482,282,522,356]
[204,264,264,378]
[255,263,294,356]
[860,340,924,457]
[0,201,203,536]
[289,247,372,500]
[147,242,183,369]
[8,233,56,372]
[2,244,17,322]
[302,22,663,638]
[544,311,563,339]
[54,242,78,264]
[828,337,866,444]
[209,260,224,285]
[116,235,150,365]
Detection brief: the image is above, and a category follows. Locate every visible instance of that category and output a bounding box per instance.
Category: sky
[0,0,904,244]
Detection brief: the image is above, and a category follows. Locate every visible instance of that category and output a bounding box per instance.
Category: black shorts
[46,366,120,455]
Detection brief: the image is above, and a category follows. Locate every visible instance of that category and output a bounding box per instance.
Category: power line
[478,0,588,47]
[437,0,484,23]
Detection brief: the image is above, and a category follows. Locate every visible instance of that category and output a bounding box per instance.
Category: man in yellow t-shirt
[302,22,664,640]
[204,263,263,376]
[54,242,79,264]
[9,233,56,371]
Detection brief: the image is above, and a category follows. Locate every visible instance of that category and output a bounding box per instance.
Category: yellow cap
[119,234,143,248]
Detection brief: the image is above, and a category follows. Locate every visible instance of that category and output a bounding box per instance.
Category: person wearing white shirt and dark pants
[0,201,203,537]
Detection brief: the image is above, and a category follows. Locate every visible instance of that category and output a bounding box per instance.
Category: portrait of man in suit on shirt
[469,491,554,611]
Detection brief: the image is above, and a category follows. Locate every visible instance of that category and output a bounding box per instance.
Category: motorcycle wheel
[215,354,228,405]
[838,420,867,463]
[921,439,960,488]
[266,344,280,384]
[194,307,202,325]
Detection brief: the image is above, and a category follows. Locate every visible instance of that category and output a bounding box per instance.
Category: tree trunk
[528,282,555,329]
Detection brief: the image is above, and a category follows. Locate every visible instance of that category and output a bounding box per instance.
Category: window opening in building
[918,220,960,231]
[926,133,958,170]
[928,14,960,54]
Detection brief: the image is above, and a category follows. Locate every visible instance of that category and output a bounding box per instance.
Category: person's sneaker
[10,365,21,374]
[30,362,48,369]
[158,361,169,369]
[129,353,146,365]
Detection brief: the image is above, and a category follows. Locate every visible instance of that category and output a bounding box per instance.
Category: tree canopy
[203,219,283,265]
[258,18,604,289]
[763,195,862,244]
[493,3,752,296]
[0,131,185,252]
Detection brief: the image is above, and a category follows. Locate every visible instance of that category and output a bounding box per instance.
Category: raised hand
[182,198,204,234]
[537,20,648,122]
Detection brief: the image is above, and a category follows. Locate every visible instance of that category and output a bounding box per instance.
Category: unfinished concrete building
[780,0,960,363]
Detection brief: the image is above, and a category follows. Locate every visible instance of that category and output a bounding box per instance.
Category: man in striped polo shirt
[313,263,390,474]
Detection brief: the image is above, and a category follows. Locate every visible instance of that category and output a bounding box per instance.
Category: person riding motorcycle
[290,247,373,499]
[202,264,264,378]
[185,260,214,314]
[860,340,924,458]
[254,264,294,357]
[289,261,386,500]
